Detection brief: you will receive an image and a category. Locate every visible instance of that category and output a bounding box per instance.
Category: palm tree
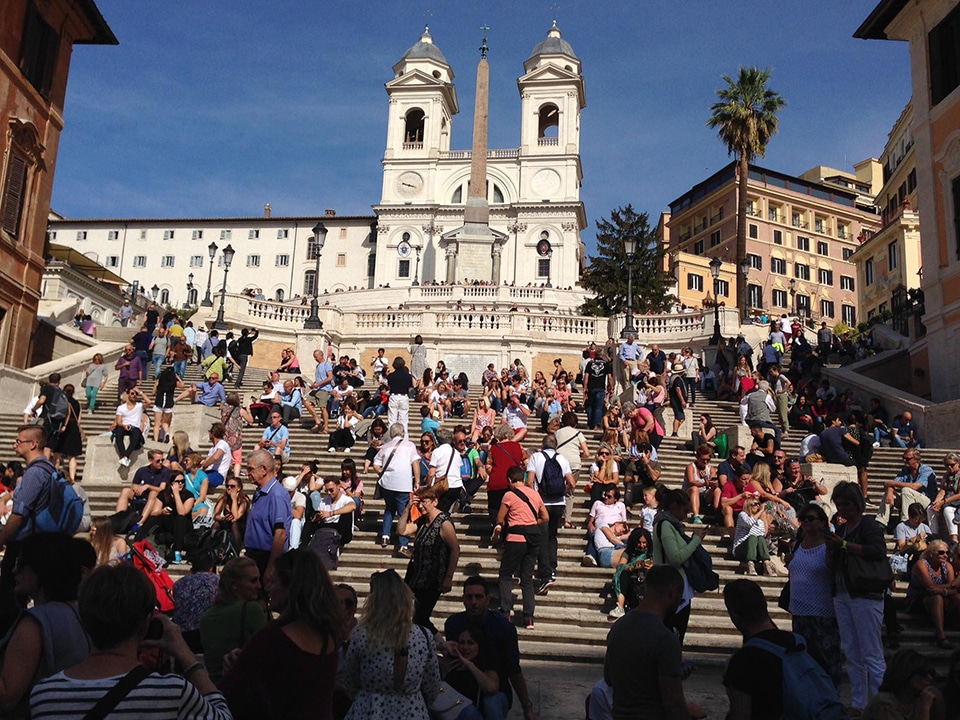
[707,67,786,321]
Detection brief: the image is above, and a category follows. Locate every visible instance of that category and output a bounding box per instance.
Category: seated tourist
[905,540,960,649]
[176,371,226,407]
[136,471,194,554]
[200,423,232,488]
[114,449,169,531]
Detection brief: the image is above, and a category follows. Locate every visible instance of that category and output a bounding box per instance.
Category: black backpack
[538,450,565,503]
[46,387,69,425]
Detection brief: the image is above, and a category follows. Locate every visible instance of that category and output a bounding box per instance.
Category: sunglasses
[597,452,610,457]
[226,484,239,489]
[937,550,949,556]
[800,515,820,522]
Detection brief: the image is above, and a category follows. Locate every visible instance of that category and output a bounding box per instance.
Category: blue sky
[53,1,911,255]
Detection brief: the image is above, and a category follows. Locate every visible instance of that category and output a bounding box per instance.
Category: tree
[580,205,675,317]
[707,67,786,320]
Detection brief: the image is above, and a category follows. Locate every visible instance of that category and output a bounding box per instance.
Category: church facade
[46,23,589,310]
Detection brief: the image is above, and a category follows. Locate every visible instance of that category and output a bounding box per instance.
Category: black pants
[234,354,249,386]
[273,404,301,427]
[487,489,507,526]
[436,486,462,513]
[328,429,354,450]
[412,586,441,635]
[537,505,564,582]
[139,514,191,551]
[500,537,540,618]
[665,602,692,644]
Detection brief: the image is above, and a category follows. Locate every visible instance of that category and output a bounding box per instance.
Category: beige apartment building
[666,161,882,327]
[848,101,922,330]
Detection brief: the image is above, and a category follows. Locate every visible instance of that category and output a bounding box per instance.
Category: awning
[47,243,128,285]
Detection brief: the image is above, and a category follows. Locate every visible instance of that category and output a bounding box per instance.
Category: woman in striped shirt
[30,564,230,720]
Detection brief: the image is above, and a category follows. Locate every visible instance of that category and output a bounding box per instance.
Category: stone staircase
[3,361,957,665]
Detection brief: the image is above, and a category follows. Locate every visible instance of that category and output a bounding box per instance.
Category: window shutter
[1,152,29,238]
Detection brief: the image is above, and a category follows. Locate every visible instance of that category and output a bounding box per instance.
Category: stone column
[491,243,502,284]
[445,245,458,285]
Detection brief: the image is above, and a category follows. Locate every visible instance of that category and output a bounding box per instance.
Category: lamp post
[739,255,751,322]
[213,244,235,330]
[708,256,723,345]
[788,278,796,316]
[412,245,422,287]
[303,222,327,330]
[201,241,218,307]
[620,235,638,339]
[151,284,160,303]
[185,273,194,308]
[130,280,139,305]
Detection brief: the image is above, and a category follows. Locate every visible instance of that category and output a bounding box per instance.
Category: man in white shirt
[282,476,307,549]
[374,423,421,556]
[503,393,532,442]
[526,435,575,596]
[308,478,356,570]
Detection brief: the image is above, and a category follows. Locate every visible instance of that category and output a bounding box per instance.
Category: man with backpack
[0,425,83,634]
[34,373,69,458]
[723,579,845,720]
[526,435,575,595]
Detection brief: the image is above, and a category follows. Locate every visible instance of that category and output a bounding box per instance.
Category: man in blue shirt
[276,380,303,426]
[259,411,291,460]
[877,448,938,527]
[177,372,226,407]
[243,449,291,582]
[307,348,335,433]
[618,333,641,388]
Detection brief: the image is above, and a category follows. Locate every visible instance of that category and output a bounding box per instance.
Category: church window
[275,289,285,302]
[451,185,463,204]
[404,108,425,146]
[160,289,170,305]
[398,259,410,278]
[303,270,316,296]
[538,103,559,143]
[493,184,504,204]
[537,258,551,278]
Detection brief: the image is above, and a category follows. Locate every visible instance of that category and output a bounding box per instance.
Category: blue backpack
[538,450,566,503]
[743,633,845,720]
[31,461,84,536]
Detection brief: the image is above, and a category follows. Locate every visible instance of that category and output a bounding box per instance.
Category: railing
[509,287,545,300]
[402,142,423,150]
[438,148,520,160]
[710,212,723,225]
[355,312,423,329]
[436,313,504,330]
[694,220,707,232]
[537,137,559,146]
[247,300,312,325]
[420,286,454,298]
[632,313,706,336]
[462,286,499,298]
[525,315,596,335]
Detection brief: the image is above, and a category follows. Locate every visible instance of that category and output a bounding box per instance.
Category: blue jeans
[480,692,509,720]
[587,388,606,429]
[136,350,149,381]
[381,488,409,547]
[362,403,387,419]
[152,354,165,378]
[173,360,187,379]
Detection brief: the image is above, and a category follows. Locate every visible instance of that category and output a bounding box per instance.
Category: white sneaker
[327,448,336,453]
[119,457,131,467]
[608,605,625,618]
[873,441,881,448]
[343,448,351,453]
[581,554,598,567]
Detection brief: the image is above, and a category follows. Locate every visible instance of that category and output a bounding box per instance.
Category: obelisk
[464,31,490,228]
[444,28,506,284]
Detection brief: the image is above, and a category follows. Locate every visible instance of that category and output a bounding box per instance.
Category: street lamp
[303,222,327,330]
[620,235,638,339]
[412,245,422,287]
[130,280,139,305]
[213,244,235,330]
[151,284,160,303]
[708,256,723,345]
[185,273,195,308]
[788,277,796,316]
[739,256,751,322]
[201,241,218,307]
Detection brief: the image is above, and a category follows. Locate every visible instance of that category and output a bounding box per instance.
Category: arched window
[538,103,559,140]
[275,288,285,302]
[159,289,170,305]
[303,270,317,296]
[187,288,198,305]
[404,108,425,145]
[451,185,463,204]
[493,184,504,204]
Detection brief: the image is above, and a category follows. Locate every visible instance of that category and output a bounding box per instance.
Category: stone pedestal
[802,462,858,516]
[722,425,752,453]
[84,404,222,488]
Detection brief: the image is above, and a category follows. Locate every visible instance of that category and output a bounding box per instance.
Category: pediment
[386,69,450,90]
[519,64,580,84]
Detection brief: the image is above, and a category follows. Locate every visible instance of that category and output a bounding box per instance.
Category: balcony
[438,148,520,160]
[537,137,559,146]
[402,142,423,151]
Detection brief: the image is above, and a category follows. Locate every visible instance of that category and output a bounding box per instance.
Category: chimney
[264,203,271,218]
[325,209,336,216]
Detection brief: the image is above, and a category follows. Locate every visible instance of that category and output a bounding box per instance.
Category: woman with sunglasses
[785,502,843,688]
[213,476,251,552]
[906,540,960,649]
[588,443,619,504]
[930,452,960,549]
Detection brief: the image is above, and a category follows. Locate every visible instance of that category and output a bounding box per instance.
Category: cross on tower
[479,24,489,58]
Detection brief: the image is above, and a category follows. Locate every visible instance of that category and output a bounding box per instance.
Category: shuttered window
[1,151,29,239]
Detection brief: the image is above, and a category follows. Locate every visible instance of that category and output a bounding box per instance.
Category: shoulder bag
[417,626,473,720]
[841,522,893,595]
[81,665,151,720]
[654,519,719,593]
[374,442,402,500]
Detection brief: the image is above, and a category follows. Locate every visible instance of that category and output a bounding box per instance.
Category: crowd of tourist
[14,304,960,718]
